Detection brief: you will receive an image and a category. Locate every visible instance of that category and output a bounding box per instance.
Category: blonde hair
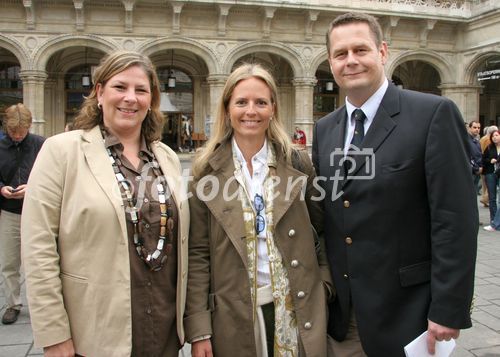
[74,50,164,143]
[192,63,293,178]
[4,103,32,131]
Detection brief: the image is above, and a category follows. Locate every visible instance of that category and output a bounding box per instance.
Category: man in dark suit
[312,12,478,356]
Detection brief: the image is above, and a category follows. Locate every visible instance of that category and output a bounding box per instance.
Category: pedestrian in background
[468,120,482,195]
[479,125,498,207]
[0,103,44,325]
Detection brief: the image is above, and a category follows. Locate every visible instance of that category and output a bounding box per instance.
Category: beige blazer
[21,126,189,357]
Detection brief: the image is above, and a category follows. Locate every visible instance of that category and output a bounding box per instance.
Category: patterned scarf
[232,143,299,356]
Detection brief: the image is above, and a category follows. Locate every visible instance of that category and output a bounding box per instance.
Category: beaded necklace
[101,129,174,271]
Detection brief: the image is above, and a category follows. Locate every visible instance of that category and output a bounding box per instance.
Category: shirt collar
[232,137,268,167]
[102,127,153,159]
[345,78,388,123]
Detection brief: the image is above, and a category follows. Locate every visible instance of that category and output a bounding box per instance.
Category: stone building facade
[0,0,499,148]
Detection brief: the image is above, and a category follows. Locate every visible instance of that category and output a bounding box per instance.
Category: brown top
[105,132,179,357]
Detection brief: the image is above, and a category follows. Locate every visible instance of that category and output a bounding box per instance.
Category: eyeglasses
[253,194,265,234]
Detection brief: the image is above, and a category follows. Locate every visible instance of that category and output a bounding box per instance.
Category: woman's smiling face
[227,77,274,144]
[97,65,152,136]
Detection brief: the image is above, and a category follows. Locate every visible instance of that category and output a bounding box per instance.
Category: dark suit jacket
[312,83,478,356]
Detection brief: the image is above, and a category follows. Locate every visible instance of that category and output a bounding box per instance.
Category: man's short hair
[469,120,480,128]
[4,103,32,131]
[326,12,383,55]
[486,125,498,135]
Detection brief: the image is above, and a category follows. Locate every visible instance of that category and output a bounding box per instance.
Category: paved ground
[1,170,499,356]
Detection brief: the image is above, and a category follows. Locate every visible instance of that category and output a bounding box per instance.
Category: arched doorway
[314,62,338,121]
[0,60,22,123]
[476,55,500,127]
[158,66,193,151]
[391,60,441,95]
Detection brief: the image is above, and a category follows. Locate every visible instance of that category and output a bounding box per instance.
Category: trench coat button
[345,237,353,245]
[343,200,350,208]
[144,198,149,203]
[304,322,312,330]
[136,176,142,181]
[146,308,152,314]
[343,274,349,279]
[291,260,299,268]
[288,229,296,237]
[297,291,305,298]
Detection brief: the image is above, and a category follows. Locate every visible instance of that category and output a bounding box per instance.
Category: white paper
[404,331,456,357]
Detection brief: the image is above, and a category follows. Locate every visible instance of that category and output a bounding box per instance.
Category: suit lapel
[152,143,184,213]
[273,157,304,226]
[81,126,128,242]
[203,143,248,269]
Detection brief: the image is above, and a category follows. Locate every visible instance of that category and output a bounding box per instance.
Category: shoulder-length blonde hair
[192,63,292,178]
[74,50,164,143]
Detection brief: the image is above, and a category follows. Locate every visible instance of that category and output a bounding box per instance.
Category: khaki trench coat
[184,141,332,357]
[21,126,189,357]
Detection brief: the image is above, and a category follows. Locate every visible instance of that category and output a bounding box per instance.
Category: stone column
[439,84,481,123]
[20,70,48,136]
[206,74,228,138]
[292,77,317,151]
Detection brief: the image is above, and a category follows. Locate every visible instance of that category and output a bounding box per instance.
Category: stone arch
[387,50,452,84]
[223,41,303,77]
[0,34,30,69]
[33,34,117,70]
[310,49,330,76]
[465,50,500,85]
[138,37,218,75]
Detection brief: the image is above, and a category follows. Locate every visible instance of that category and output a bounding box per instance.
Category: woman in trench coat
[184,63,333,357]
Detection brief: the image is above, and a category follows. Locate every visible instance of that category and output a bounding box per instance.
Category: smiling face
[96,65,152,137]
[227,77,274,147]
[328,22,388,107]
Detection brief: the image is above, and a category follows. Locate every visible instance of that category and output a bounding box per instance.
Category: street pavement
[1,169,500,356]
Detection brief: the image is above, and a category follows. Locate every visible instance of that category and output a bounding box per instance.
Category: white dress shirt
[343,78,389,156]
[232,138,271,286]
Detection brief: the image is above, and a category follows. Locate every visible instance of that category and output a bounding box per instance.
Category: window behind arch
[0,63,23,123]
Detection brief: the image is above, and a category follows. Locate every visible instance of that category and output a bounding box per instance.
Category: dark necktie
[350,109,366,148]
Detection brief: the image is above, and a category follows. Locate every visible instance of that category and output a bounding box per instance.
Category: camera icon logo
[330,145,375,180]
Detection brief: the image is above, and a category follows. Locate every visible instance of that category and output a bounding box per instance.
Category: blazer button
[343,274,349,279]
[343,200,350,208]
[304,322,312,330]
[297,291,305,298]
[288,229,296,237]
[345,237,352,245]
[291,260,299,268]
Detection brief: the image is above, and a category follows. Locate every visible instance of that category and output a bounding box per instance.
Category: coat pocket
[399,261,430,287]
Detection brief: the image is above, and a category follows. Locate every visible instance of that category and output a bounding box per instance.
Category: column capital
[206,74,229,86]
[19,70,48,82]
[292,77,317,87]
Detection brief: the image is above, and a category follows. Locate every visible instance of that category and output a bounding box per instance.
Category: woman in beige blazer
[184,63,333,357]
[21,50,189,357]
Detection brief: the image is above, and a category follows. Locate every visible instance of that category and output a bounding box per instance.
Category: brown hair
[3,103,32,131]
[192,63,292,178]
[74,50,164,143]
[326,12,383,55]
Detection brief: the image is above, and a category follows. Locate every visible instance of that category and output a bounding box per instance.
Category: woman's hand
[491,158,497,164]
[44,338,75,357]
[192,339,213,357]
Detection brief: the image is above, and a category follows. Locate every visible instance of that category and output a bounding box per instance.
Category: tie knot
[353,109,366,122]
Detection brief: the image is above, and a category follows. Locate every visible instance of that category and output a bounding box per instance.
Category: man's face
[328,22,388,106]
[469,122,480,137]
[6,126,29,143]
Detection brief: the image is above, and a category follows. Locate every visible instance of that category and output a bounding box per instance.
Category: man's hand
[426,320,459,355]
[192,339,213,357]
[1,184,26,199]
[43,338,75,357]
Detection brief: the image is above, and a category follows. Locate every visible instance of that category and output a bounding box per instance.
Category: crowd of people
[0,12,479,357]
